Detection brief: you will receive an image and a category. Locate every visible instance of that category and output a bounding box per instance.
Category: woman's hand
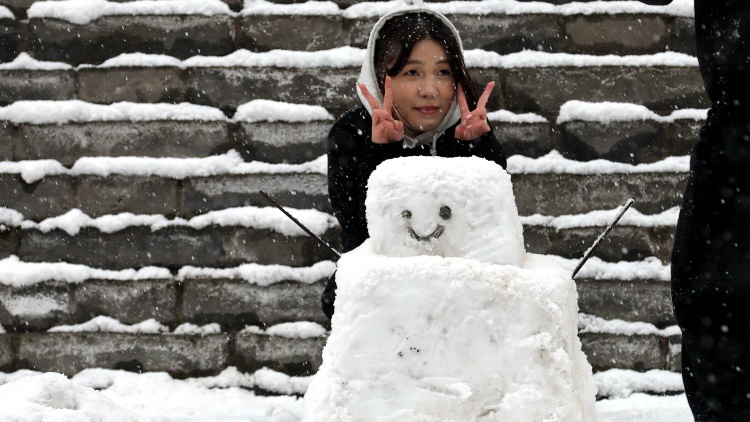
[359,76,404,144]
[455,82,495,141]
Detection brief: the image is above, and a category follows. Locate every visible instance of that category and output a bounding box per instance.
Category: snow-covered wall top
[177,261,336,286]
[28,0,233,24]
[242,321,328,339]
[0,53,71,70]
[234,100,333,123]
[558,101,708,123]
[0,6,13,20]
[507,151,689,174]
[243,0,694,17]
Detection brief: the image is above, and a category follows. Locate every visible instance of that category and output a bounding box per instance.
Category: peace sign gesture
[358,75,404,144]
[455,81,495,141]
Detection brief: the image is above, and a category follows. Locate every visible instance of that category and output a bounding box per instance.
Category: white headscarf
[356,6,464,151]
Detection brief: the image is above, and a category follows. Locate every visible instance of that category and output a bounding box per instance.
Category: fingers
[383,76,393,115]
[359,83,381,112]
[456,83,469,118]
[476,81,495,110]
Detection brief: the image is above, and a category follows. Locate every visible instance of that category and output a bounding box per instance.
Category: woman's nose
[418,79,439,98]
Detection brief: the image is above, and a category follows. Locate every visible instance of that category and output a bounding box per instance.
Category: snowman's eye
[401,210,412,219]
[439,205,452,220]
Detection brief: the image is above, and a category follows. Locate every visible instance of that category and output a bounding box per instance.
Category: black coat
[321,105,507,319]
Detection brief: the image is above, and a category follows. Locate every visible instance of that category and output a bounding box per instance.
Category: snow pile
[184,46,365,68]
[594,369,684,399]
[487,109,547,123]
[558,100,708,123]
[521,206,680,229]
[28,0,233,24]
[0,324,4,333]
[0,372,139,422]
[367,156,525,265]
[0,101,226,124]
[508,150,689,174]
[578,313,681,337]
[242,0,340,16]
[465,50,698,68]
[551,255,670,281]
[0,6,12,20]
[243,322,327,339]
[177,260,336,286]
[0,53,70,70]
[48,316,169,333]
[305,156,596,421]
[173,322,222,335]
[234,100,333,123]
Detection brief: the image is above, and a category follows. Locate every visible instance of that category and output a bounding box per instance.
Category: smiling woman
[322,7,508,320]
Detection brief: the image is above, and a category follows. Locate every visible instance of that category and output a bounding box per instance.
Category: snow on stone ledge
[234,100,333,123]
[558,101,709,123]
[24,206,336,237]
[0,6,12,20]
[551,255,670,281]
[242,0,339,16]
[253,368,310,395]
[0,53,71,70]
[0,325,4,334]
[507,150,689,174]
[578,313,681,337]
[0,101,226,125]
[487,109,547,123]
[183,46,365,68]
[0,160,68,184]
[520,206,679,229]
[0,208,24,227]
[465,50,698,68]
[87,52,185,69]
[594,369,684,399]
[177,260,336,286]
[48,316,169,333]
[242,322,327,339]
[28,0,233,25]
[0,255,171,287]
[173,323,222,335]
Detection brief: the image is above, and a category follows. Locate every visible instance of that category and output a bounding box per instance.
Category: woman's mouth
[415,107,440,116]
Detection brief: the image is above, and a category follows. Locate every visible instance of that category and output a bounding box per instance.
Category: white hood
[356,6,463,149]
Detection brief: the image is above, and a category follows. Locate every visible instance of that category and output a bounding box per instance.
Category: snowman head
[365,156,525,266]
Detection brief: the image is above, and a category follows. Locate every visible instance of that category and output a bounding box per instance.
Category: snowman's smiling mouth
[407,225,445,242]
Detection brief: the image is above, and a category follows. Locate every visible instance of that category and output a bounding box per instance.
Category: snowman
[305,156,597,422]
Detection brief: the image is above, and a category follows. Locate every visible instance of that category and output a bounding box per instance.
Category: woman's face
[389,38,455,134]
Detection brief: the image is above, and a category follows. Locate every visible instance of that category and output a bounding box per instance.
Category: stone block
[505,67,709,114]
[0,333,12,370]
[234,332,326,376]
[28,15,235,65]
[563,15,669,55]
[18,121,229,165]
[181,279,328,327]
[76,175,179,217]
[0,283,70,330]
[346,16,379,48]
[74,280,178,325]
[239,15,348,51]
[186,67,359,113]
[493,122,552,158]
[525,225,674,262]
[0,18,16,63]
[77,67,187,104]
[559,120,668,164]
[223,227,339,267]
[0,174,74,220]
[672,17,696,56]
[0,227,18,259]
[449,14,560,54]
[580,333,663,371]
[18,332,229,377]
[0,121,13,161]
[234,121,329,164]
[670,118,702,156]
[18,226,227,270]
[512,172,687,216]
[181,173,329,217]
[0,70,75,105]
[576,279,675,326]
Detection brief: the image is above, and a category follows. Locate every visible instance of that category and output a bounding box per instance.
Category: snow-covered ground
[0,368,693,421]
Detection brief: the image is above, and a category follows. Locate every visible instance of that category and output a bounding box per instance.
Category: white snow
[487,109,547,123]
[86,52,184,68]
[465,50,698,68]
[183,46,365,68]
[0,324,4,333]
[558,101,709,123]
[0,159,68,184]
[28,0,234,25]
[0,255,170,288]
[172,322,222,335]
[24,206,335,237]
[0,207,23,227]
[242,0,340,16]
[552,255,671,282]
[0,53,71,70]
[176,260,336,286]
[507,150,689,174]
[579,313,681,337]
[367,156,526,266]
[243,322,328,339]
[521,206,679,229]
[0,101,227,124]
[594,369,684,399]
[234,100,333,123]
[48,316,169,334]
[0,6,12,20]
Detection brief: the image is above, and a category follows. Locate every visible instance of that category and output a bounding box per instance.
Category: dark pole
[259,191,341,260]
[572,198,634,279]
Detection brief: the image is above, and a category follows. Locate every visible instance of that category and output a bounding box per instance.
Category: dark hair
[373,12,479,108]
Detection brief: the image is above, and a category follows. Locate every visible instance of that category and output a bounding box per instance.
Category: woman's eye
[437,69,452,76]
[404,69,419,76]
